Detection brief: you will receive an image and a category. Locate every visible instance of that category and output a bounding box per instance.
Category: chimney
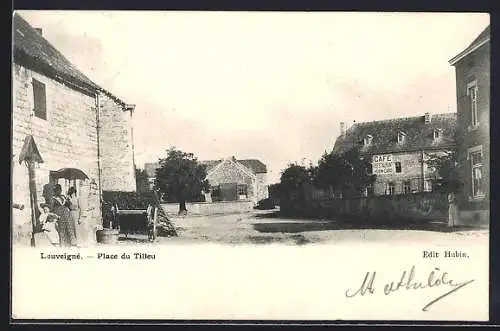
[34,28,42,36]
[340,122,345,136]
[424,112,432,123]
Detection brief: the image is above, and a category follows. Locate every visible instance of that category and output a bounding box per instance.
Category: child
[39,203,60,246]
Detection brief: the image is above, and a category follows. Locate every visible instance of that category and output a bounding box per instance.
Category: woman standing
[67,187,81,245]
[51,184,77,247]
[448,192,459,228]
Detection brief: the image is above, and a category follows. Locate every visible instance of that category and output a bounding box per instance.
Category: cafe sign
[372,154,394,175]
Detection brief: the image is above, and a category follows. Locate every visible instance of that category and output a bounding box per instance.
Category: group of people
[39,184,87,247]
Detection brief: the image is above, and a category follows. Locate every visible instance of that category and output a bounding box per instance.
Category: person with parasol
[50,184,77,247]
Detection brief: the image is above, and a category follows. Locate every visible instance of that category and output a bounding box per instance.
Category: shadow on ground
[245,234,311,245]
[253,211,485,233]
[117,236,150,243]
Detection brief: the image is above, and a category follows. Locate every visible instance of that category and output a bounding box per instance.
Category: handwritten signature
[344,266,475,311]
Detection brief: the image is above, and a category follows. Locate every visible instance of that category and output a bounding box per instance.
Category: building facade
[12,13,137,243]
[203,157,269,205]
[331,113,457,197]
[144,157,269,205]
[449,25,490,225]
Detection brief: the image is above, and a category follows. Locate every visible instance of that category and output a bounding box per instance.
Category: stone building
[449,25,490,225]
[331,113,457,197]
[144,157,269,205]
[202,157,269,205]
[12,13,137,243]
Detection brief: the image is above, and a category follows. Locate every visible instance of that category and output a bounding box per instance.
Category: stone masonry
[207,159,256,201]
[12,63,137,244]
[12,64,101,239]
[98,93,136,192]
[452,32,490,224]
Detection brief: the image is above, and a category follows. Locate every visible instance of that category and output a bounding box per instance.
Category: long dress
[75,184,96,247]
[51,195,77,247]
[68,195,80,241]
[448,193,459,228]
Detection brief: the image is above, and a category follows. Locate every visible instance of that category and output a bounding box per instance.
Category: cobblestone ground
[116,211,489,246]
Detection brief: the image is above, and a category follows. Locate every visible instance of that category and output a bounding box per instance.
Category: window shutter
[33,79,47,120]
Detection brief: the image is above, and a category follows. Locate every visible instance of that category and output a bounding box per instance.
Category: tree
[313,147,376,198]
[135,167,149,193]
[425,150,461,193]
[155,147,209,214]
[279,163,314,202]
[268,182,281,202]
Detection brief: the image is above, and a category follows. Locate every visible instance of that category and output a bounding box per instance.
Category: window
[469,148,484,198]
[364,134,373,146]
[32,78,47,120]
[424,180,433,192]
[397,132,406,144]
[395,161,402,173]
[363,184,374,197]
[403,180,411,194]
[385,182,395,195]
[411,178,420,193]
[366,163,373,175]
[467,81,478,127]
[433,129,442,140]
[237,184,248,198]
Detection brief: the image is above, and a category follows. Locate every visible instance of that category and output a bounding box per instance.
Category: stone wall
[12,64,102,240]
[207,159,255,201]
[98,93,136,192]
[255,173,269,202]
[454,43,490,224]
[162,200,254,216]
[281,192,451,224]
[369,150,446,195]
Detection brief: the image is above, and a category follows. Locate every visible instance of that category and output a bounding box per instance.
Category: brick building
[144,157,269,205]
[12,13,137,242]
[331,113,457,197]
[449,25,490,225]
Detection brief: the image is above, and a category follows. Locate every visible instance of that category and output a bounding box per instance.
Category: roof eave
[449,37,490,66]
[14,49,132,109]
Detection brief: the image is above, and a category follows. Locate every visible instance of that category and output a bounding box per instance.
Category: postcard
[11,10,490,322]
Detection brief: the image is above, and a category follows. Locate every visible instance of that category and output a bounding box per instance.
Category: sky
[16,11,490,183]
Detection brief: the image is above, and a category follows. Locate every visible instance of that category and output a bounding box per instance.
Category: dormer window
[433,128,442,140]
[363,134,373,146]
[397,131,406,144]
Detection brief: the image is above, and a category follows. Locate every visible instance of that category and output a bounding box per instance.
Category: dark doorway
[219,183,238,201]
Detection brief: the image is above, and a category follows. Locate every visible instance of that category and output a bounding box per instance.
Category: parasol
[52,168,89,180]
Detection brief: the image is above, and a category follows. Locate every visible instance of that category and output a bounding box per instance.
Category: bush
[254,198,276,210]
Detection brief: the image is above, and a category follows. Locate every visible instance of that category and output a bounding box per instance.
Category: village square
[12,12,489,248]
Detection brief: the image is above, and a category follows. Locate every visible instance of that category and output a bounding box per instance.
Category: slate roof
[469,25,490,47]
[332,113,457,156]
[199,160,222,172]
[202,158,268,174]
[144,158,268,177]
[237,159,268,174]
[13,13,129,106]
[449,25,490,65]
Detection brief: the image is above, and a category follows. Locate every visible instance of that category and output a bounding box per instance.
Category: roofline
[206,158,257,179]
[449,37,490,66]
[353,144,457,156]
[14,47,132,109]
